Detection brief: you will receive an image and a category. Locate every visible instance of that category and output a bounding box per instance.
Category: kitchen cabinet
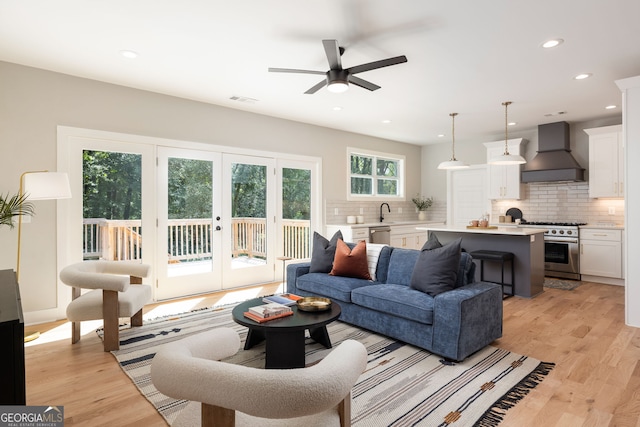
[483,138,527,200]
[584,125,623,198]
[390,225,426,249]
[580,228,623,279]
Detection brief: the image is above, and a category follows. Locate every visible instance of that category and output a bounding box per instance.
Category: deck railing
[83,218,310,262]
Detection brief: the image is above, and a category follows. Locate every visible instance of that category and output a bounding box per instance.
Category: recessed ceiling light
[437,134,445,138]
[605,105,617,110]
[574,73,592,80]
[541,39,564,49]
[508,122,517,126]
[333,106,343,111]
[381,119,392,124]
[120,50,139,59]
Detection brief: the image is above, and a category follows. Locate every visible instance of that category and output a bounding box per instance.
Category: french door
[221,154,276,289]
[60,127,320,305]
[156,147,223,299]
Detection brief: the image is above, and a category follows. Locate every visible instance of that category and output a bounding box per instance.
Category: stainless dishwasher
[369,226,391,245]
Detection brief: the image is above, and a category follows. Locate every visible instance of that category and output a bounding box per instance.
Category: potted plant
[0,193,34,229]
[411,195,433,220]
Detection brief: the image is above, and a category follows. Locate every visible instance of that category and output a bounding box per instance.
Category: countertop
[416,224,547,236]
[327,221,443,228]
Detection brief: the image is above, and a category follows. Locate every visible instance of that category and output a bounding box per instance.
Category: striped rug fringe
[474,362,555,427]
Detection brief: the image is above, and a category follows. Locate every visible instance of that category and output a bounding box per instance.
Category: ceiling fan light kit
[488,101,526,165]
[269,39,407,94]
[438,112,469,170]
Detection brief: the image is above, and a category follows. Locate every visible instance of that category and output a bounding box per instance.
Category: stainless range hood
[521,121,585,183]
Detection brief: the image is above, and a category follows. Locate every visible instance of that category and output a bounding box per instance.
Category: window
[348,148,405,200]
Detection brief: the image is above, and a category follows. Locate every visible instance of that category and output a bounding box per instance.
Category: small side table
[276,256,293,285]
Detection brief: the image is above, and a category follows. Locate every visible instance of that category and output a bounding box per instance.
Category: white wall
[0,61,422,317]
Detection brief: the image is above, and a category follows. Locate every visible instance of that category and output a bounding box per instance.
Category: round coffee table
[232,297,341,369]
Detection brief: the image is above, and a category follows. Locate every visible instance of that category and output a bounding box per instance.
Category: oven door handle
[545,238,579,244]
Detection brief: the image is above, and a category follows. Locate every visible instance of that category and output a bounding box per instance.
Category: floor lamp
[16,171,72,282]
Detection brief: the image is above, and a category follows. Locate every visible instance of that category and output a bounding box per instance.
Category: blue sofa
[286,246,503,361]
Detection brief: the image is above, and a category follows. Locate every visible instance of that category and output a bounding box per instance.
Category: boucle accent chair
[150,327,368,427]
[59,261,151,352]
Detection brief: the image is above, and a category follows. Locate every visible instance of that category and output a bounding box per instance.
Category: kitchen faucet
[379,202,390,222]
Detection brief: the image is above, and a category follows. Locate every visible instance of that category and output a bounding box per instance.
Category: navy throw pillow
[410,238,462,296]
[309,231,343,273]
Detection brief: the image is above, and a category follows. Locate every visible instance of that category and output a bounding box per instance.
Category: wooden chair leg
[131,309,143,327]
[71,321,81,344]
[338,392,352,427]
[202,403,235,427]
[102,289,119,352]
[70,287,81,344]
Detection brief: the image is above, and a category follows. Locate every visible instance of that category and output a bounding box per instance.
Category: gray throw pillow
[410,238,462,296]
[309,231,343,273]
[422,233,443,250]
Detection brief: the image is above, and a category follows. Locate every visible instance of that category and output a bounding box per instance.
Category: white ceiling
[1,0,639,145]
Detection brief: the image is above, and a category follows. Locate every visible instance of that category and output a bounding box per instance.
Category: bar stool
[470,250,515,298]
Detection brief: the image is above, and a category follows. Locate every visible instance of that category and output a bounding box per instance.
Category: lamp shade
[23,172,72,200]
[488,153,526,165]
[438,159,470,169]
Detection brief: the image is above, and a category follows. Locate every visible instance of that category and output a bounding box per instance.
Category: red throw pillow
[329,239,372,280]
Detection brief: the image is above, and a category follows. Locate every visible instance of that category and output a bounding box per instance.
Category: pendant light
[437,112,469,170]
[489,101,526,165]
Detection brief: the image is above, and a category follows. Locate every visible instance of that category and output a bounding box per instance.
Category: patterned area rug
[543,277,583,290]
[104,305,554,426]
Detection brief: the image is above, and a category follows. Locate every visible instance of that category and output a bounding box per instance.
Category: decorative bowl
[296,297,332,312]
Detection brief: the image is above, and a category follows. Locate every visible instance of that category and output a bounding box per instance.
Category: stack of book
[262,293,303,306]
[244,302,293,323]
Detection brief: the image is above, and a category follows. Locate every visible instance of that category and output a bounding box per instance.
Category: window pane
[351,155,373,175]
[231,163,267,268]
[377,159,398,177]
[351,177,372,195]
[377,179,398,195]
[167,158,213,273]
[82,150,142,261]
[282,167,311,260]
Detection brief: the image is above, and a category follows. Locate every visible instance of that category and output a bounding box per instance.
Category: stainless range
[520,221,586,280]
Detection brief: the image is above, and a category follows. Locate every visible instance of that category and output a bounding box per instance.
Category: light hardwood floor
[24,281,640,426]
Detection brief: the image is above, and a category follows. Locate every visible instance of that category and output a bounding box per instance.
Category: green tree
[83,151,141,220]
[168,158,212,219]
[282,168,310,220]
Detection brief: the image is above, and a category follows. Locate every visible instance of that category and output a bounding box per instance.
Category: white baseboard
[581,274,625,286]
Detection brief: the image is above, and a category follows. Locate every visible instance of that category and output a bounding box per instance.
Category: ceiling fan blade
[322,39,343,70]
[304,79,328,94]
[348,75,381,91]
[346,55,408,75]
[268,67,326,75]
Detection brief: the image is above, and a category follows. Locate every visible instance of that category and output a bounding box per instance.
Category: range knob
[559,230,564,234]
[567,230,573,235]
[551,229,557,234]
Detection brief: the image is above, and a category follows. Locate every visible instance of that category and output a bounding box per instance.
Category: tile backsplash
[325,199,446,224]
[326,182,624,226]
[491,182,624,225]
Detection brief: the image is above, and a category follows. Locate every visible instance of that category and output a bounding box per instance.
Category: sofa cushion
[309,231,342,273]
[351,284,435,325]
[296,273,374,303]
[458,252,474,287]
[410,238,462,296]
[385,248,420,286]
[366,243,387,281]
[330,239,372,280]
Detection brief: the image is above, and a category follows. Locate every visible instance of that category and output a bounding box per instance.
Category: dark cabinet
[0,269,26,405]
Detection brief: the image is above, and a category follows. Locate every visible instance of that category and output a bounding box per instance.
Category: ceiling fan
[268,39,407,94]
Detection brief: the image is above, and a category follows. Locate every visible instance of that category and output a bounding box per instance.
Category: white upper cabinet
[584,125,623,198]
[484,138,527,200]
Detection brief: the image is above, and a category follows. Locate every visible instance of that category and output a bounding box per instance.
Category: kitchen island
[417,225,546,298]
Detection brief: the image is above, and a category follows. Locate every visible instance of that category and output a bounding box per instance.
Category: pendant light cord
[450,112,458,160]
[502,101,511,155]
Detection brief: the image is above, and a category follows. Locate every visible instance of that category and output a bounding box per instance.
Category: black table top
[232,297,341,331]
